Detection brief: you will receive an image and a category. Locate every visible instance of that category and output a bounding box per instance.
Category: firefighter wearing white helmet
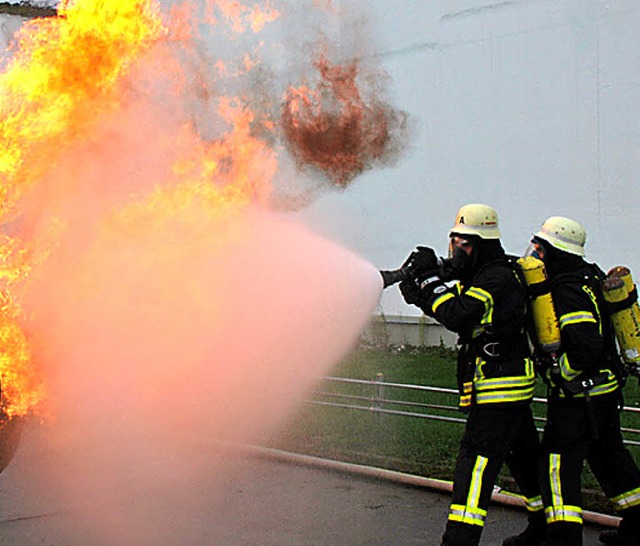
[524,216,640,546]
[450,203,501,239]
[534,216,586,256]
[398,204,543,546]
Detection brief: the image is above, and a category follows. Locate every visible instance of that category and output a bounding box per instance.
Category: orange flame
[0,0,165,220]
[0,0,165,419]
[0,0,284,420]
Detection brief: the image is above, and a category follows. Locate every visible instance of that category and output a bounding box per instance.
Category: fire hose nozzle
[380,257,448,289]
[380,267,414,289]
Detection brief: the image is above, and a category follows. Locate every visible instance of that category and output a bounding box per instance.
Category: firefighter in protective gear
[399,204,544,546]
[527,216,640,546]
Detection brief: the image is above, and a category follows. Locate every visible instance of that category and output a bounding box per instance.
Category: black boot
[540,521,582,546]
[502,512,546,546]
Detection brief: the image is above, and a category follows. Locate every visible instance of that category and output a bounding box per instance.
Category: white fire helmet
[449,203,501,240]
[535,216,586,256]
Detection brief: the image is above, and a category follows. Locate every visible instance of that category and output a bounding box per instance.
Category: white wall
[291,0,640,317]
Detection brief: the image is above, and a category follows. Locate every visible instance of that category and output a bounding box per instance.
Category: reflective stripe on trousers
[545,453,583,524]
[448,455,488,527]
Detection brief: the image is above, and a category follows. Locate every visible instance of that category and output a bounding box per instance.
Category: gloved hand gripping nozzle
[380,246,447,289]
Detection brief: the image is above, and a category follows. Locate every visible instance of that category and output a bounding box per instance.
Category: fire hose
[222,442,620,529]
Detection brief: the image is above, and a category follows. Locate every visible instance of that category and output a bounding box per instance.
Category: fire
[282,53,406,187]
[0,0,392,539]
[0,0,285,421]
[0,288,40,419]
[0,0,165,418]
[0,235,42,418]
[0,0,165,219]
[0,0,399,437]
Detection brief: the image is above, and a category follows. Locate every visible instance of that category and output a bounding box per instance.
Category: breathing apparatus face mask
[448,235,474,275]
[524,238,547,262]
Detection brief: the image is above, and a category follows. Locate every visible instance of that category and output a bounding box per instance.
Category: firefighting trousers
[540,392,640,546]
[441,403,541,546]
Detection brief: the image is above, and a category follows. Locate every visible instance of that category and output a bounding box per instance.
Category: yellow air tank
[517,256,561,354]
[603,266,640,365]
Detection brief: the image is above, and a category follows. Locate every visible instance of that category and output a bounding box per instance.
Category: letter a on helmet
[535,216,586,256]
[450,204,501,240]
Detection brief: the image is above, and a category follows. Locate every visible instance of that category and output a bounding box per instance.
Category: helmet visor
[448,235,473,259]
[524,240,545,261]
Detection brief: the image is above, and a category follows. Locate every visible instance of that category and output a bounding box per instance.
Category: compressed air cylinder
[517,256,561,354]
[603,266,640,365]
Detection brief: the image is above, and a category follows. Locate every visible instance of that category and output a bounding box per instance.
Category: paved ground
[0,423,608,545]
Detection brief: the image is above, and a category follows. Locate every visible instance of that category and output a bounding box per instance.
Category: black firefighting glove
[399,278,422,305]
[409,246,439,279]
[399,275,447,314]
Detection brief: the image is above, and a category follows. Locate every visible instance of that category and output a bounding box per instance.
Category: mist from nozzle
[24,203,383,544]
[3,2,387,543]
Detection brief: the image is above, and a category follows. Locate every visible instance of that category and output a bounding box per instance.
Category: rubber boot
[540,521,582,546]
[441,521,483,546]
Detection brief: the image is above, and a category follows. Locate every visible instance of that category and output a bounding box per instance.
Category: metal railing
[309,375,640,448]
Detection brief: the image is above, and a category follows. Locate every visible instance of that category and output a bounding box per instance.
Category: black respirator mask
[448,235,476,276]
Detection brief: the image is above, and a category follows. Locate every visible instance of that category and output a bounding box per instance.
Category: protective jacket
[405,242,542,545]
[419,248,534,410]
[539,254,640,544]
[547,257,619,398]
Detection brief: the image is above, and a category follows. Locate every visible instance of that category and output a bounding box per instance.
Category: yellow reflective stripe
[447,456,490,526]
[610,487,640,510]
[558,311,596,328]
[546,453,582,523]
[468,455,488,511]
[474,357,485,381]
[472,358,535,403]
[474,358,535,383]
[587,380,619,397]
[525,357,535,378]
[459,381,473,408]
[475,387,534,404]
[545,505,583,524]
[525,495,544,513]
[466,287,494,325]
[466,287,491,303]
[556,371,619,398]
[448,504,487,526]
[475,376,535,390]
[558,353,581,381]
[432,292,455,313]
[549,453,562,509]
[582,285,602,335]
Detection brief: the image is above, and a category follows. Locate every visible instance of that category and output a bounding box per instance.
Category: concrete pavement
[0,423,609,545]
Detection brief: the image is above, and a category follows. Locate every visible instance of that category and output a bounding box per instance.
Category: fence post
[373,372,384,417]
